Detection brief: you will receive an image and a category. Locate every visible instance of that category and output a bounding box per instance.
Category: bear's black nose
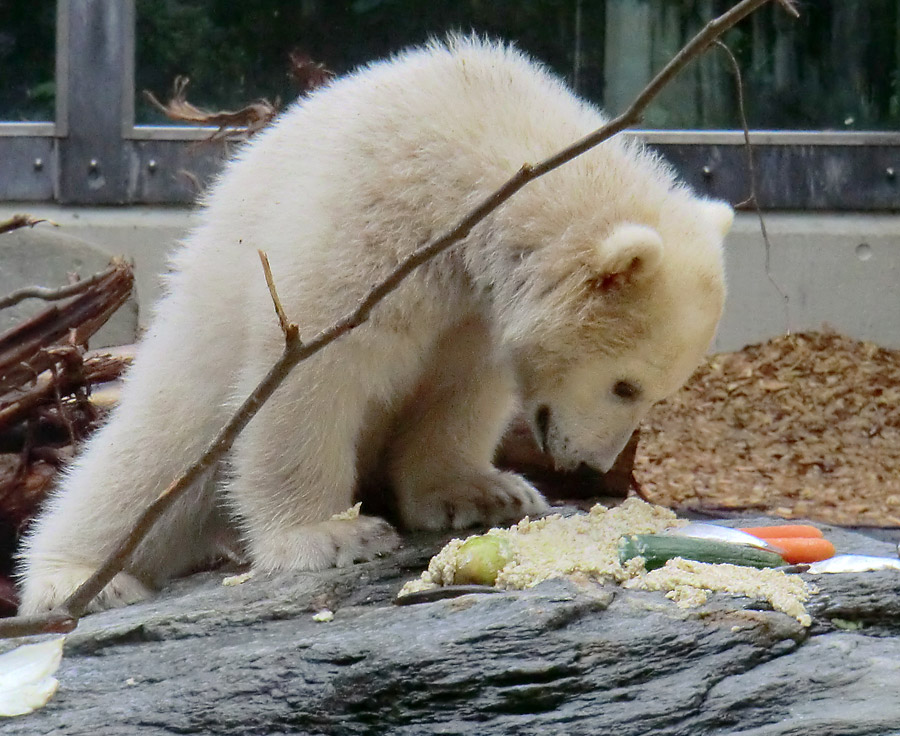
[535,405,551,454]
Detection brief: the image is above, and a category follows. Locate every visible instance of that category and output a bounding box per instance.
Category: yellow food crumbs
[625,558,813,626]
[400,498,680,593]
[400,538,467,595]
[312,609,335,623]
[222,571,254,587]
[330,502,362,521]
[666,585,709,608]
[400,498,814,626]
[496,498,682,589]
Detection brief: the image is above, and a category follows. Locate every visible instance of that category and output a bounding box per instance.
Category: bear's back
[182,37,679,304]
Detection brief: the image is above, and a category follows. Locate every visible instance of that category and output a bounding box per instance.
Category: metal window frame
[0,0,898,210]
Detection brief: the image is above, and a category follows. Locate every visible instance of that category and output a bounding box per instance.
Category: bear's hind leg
[389,321,548,531]
[18,282,242,615]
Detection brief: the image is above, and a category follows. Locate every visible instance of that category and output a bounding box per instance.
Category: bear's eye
[612,380,641,401]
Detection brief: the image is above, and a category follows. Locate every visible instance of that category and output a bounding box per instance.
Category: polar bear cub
[19,37,731,614]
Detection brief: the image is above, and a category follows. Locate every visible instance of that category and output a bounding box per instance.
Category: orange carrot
[758,537,836,564]
[739,525,824,540]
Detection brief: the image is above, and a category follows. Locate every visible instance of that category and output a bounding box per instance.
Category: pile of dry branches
[0,217,135,614]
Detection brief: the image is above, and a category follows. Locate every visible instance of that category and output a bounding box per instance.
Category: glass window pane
[0,0,56,122]
[134,0,591,125]
[134,0,900,131]
[607,0,900,131]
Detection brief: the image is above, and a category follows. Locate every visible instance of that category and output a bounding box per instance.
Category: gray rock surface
[4,522,900,736]
[0,227,138,347]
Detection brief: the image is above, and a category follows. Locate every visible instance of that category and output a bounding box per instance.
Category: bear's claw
[249,515,402,573]
[399,469,549,531]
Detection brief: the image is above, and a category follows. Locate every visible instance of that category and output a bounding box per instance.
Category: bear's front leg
[389,322,548,530]
[226,354,401,573]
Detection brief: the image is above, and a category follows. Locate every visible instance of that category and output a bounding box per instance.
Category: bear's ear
[704,199,735,237]
[590,223,663,292]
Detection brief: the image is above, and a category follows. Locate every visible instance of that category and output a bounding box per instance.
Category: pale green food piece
[454,535,514,585]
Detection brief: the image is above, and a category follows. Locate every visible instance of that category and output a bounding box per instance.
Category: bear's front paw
[249,515,401,572]
[398,469,548,531]
[18,565,153,616]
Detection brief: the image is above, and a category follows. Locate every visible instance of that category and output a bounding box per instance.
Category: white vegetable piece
[0,637,65,717]
[806,554,900,574]
[665,523,784,553]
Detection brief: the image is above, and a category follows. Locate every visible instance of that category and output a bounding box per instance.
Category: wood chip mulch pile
[635,331,900,528]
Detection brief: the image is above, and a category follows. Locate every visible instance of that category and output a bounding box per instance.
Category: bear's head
[489,187,732,473]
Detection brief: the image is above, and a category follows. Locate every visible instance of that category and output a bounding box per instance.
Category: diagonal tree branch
[0,0,796,639]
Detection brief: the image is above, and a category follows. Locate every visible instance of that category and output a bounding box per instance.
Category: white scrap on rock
[330,503,362,521]
[806,554,900,574]
[222,571,255,587]
[312,609,335,623]
[0,637,65,717]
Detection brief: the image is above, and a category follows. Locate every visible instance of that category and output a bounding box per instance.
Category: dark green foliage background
[0,0,56,121]
[1,1,899,130]
[134,0,606,123]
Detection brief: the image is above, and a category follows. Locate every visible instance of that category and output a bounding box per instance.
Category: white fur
[18,37,730,614]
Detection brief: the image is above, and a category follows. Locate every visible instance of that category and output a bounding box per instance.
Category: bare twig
[715,39,791,328]
[0,264,122,311]
[0,0,794,639]
[47,362,76,447]
[177,169,204,196]
[143,77,278,141]
[288,51,335,94]
[0,612,77,637]
[257,250,297,341]
[715,41,757,213]
[0,214,57,236]
[0,260,134,391]
[0,353,130,431]
[775,0,800,18]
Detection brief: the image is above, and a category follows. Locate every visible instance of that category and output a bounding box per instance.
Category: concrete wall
[0,206,197,328]
[716,212,900,351]
[1,205,899,351]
